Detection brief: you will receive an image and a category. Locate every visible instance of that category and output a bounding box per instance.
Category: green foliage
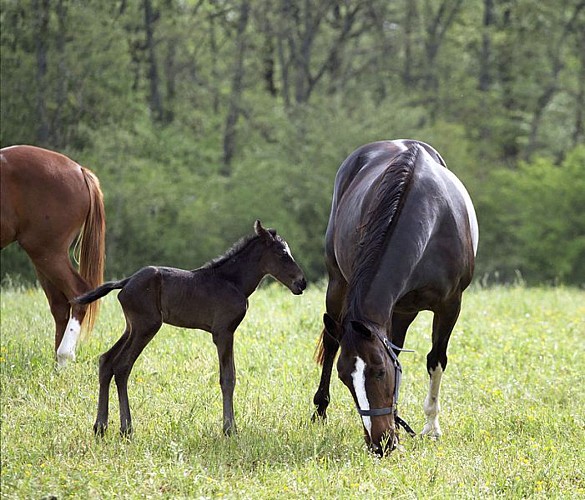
[1,0,584,284]
[477,146,585,285]
[1,284,584,497]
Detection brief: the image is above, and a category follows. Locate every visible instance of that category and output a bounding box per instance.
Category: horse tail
[73,277,131,306]
[314,329,327,366]
[78,167,106,336]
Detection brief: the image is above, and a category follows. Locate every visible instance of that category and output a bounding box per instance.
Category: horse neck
[215,240,266,297]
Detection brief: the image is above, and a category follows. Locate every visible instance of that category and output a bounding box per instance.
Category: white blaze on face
[56,317,81,367]
[422,364,444,437]
[351,356,372,439]
[282,240,293,259]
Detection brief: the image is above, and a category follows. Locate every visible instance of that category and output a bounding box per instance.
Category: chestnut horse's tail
[314,329,327,366]
[77,167,106,337]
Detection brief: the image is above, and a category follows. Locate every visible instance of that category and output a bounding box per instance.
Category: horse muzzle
[367,429,398,457]
[291,277,307,295]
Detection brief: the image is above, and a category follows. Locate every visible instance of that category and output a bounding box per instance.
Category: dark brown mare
[73,220,306,437]
[312,140,478,455]
[1,145,106,366]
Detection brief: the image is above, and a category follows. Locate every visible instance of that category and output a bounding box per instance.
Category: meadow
[1,283,584,498]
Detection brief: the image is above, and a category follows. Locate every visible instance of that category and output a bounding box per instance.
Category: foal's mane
[344,145,420,319]
[199,228,277,271]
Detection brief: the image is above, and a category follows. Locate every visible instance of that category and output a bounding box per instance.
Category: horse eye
[375,369,385,380]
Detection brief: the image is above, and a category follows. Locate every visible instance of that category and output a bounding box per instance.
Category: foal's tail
[73,277,131,306]
[77,167,106,336]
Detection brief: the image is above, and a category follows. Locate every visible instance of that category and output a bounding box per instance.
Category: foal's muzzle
[292,277,307,295]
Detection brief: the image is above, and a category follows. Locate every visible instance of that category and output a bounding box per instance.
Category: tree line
[1,0,584,286]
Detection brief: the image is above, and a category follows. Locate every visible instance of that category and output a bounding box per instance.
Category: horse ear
[351,320,372,338]
[323,313,341,343]
[255,219,276,242]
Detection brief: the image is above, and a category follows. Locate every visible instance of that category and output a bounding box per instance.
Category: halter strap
[354,333,416,437]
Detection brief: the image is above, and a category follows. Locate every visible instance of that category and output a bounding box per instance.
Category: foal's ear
[323,313,342,343]
[255,219,277,242]
[351,320,372,338]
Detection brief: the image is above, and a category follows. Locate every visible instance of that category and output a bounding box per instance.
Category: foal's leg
[212,330,238,435]
[94,328,131,436]
[422,298,462,437]
[113,314,163,437]
[312,271,346,421]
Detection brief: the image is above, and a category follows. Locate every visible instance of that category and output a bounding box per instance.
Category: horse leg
[213,330,237,435]
[422,297,462,438]
[30,253,88,365]
[312,324,340,421]
[36,271,70,356]
[390,311,419,352]
[312,271,346,421]
[113,316,162,437]
[94,327,131,436]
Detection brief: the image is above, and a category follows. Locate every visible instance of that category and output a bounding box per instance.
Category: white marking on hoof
[422,365,443,438]
[56,318,81,367]
[352,356,372,439]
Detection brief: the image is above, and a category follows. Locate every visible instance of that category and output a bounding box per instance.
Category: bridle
[355,333,417,437]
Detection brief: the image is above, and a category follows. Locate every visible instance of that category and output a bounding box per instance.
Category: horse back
[372,147,477,311]
[0,145,90,252]
[329,141,478,313]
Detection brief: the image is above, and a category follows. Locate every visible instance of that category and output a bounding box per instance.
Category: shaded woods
[1,0,584,285]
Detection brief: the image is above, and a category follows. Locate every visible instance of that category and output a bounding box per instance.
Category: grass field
[1,283,584,498]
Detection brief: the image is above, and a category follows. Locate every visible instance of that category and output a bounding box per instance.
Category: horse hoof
[93,422,108,437]
[223,423,237,436]
[119,426,133,439]
[421,426,442,440]
[56,352,75,368]
[311,410,327,423]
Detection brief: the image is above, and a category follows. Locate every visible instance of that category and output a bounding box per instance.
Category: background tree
[1,0,583,286]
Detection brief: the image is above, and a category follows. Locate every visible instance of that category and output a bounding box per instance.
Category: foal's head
[254,220,306,295]
[325,314,399,456]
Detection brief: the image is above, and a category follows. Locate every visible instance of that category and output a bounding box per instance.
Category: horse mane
[199,235,257,270]
[198,228,277,271]
[344,145,420,320]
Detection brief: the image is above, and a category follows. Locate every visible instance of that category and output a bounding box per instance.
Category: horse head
[324,314,400,456]
[254,220,307,295]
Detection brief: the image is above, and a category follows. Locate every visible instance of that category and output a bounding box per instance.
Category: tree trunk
[144,0,163,122]
[221,0,250,175]
[524,1,585,160]
[54,0,68,147]
[478,0,494,92]
[573,28,585,148]
[33,0,50,146]
[402,0,417,87]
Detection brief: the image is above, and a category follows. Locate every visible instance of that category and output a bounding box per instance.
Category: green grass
[1,283,584,498]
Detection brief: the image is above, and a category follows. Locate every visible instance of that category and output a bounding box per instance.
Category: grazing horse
[312,140,478,455]
[0,145,106,366]
[73,220,306,437]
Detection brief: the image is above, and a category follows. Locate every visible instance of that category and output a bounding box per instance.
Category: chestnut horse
[1,145,106,366]
[312,140,478,455]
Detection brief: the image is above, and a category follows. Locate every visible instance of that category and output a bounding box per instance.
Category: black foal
[74,220,306,437]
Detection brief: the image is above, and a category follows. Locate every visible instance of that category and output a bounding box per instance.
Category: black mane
[199,234,259,270]
[344,145,419,319]
[198,228,278,271]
